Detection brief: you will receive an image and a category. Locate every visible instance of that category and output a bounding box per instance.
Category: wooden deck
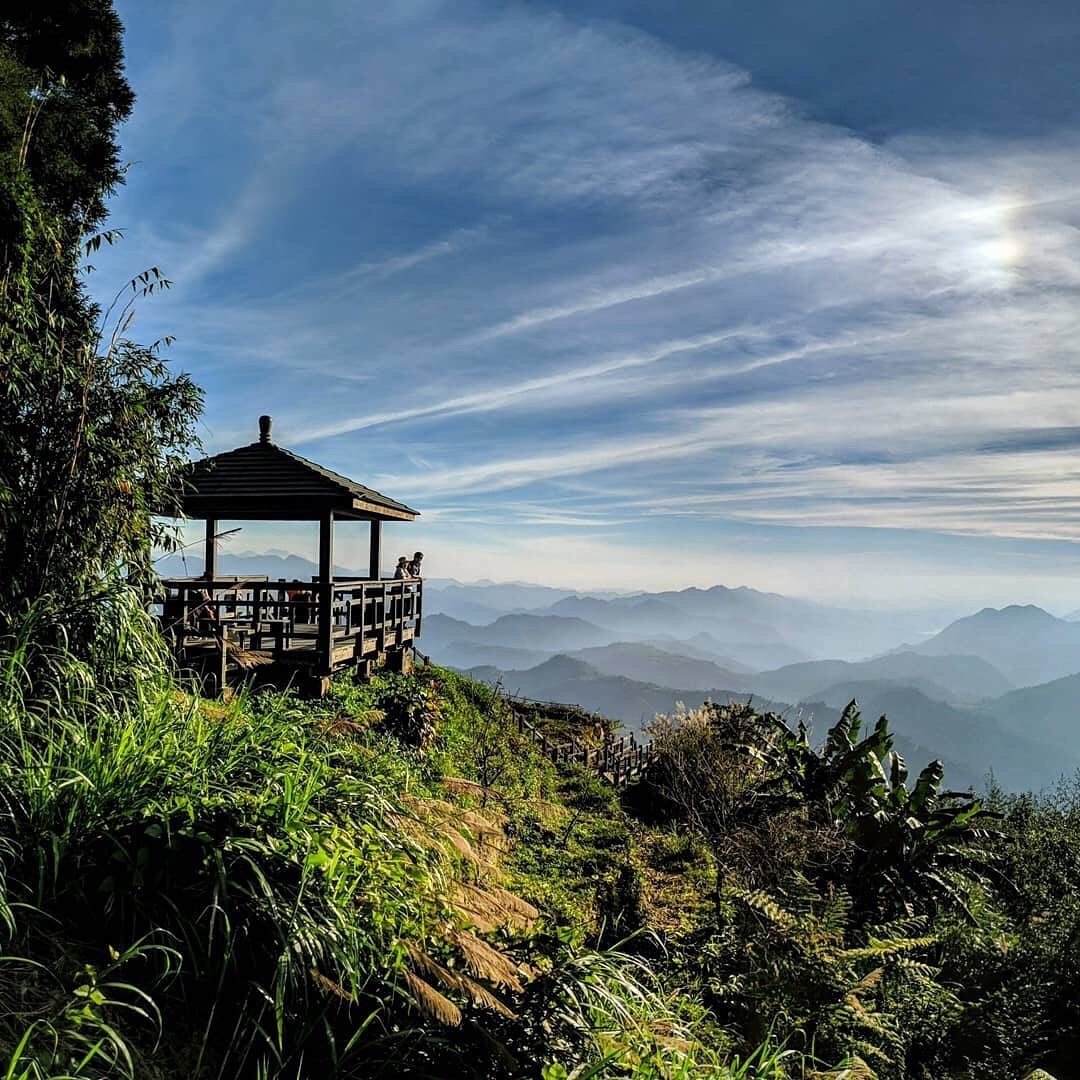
[159,576,422,690]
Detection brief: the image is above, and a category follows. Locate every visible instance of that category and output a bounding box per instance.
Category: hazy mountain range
[156,553,1080,793]
[425,586,1080,793]
[902,604,1080,686]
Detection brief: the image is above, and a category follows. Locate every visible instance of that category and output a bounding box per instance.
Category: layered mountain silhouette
[905,605,1080,686]
[803,683,1070,793]
[154,556,1080,792]
[532,586,937,667]
[464,656,1071,793]
[425,590,1080,793]
[422,612,613,652]
[982,672,1080,750]
[465,654,811,737]
[748,652,1013,707]
[566,643,751,692]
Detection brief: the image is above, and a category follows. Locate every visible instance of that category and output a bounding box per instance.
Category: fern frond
[849,967,884,997]
[739,888,800,931]
[844,935,935,961]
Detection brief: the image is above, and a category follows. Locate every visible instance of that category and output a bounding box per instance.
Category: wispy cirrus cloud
[106,0,1080,603]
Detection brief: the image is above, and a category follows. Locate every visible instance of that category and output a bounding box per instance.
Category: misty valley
[158,551,1080,796]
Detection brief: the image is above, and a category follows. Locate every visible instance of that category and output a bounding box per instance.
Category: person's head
[397,556,408,567]
[412,552,424,563]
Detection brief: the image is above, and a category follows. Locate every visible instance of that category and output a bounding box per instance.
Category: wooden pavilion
[159,415,422,693]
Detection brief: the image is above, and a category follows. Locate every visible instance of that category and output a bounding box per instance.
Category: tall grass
[522,937,728,1077]
[2,587,855,1077]
[0,587,533,1077]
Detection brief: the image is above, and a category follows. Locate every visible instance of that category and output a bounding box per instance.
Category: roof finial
[259,415,272,443]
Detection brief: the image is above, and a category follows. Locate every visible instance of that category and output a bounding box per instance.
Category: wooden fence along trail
[409,648,653,786]
[512,708,654,787]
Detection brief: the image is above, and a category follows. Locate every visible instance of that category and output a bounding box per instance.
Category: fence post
[217,633,228,694]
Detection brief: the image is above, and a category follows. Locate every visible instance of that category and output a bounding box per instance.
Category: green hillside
[4,597,1080,1077]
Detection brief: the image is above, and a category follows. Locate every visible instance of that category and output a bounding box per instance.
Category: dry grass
[634,830,716,936]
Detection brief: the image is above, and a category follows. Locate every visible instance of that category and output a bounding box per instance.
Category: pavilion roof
[176,418,419,522]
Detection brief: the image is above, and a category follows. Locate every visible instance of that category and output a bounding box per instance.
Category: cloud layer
[108,0,1080,604]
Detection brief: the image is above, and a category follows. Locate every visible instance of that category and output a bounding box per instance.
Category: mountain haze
[749,652,1013,707]
[982,672,1080,751]
[153,562,1080,791]
[467,654,813,735]
[566,643,751,692]
[908,605,1080,686]
[536,586,944,664]
[813,683,1074,793]
[422,612,614,652]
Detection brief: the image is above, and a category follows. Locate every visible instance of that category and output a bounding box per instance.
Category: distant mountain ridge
[982,672,1080,750]
[812,683,1077,794]
[566,643,751,692]
[749,652,1013,706]
[533,585,942,665]
[906,604,1080,686]
[423,612,614,652]
[465,654,812,736]
[152,560,1080,791]
[414,586,1080,794]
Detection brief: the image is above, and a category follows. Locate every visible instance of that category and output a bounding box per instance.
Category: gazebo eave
[174,495,418,523]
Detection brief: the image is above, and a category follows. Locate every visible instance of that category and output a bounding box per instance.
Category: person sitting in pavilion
[191,577,219,635]
[286,587,313,623]
[394,556,411,580]
[407,551,424,577]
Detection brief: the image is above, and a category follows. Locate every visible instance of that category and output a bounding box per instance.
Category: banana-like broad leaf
[826,701,861,761]
[889,751,908,793]
[909,761,945,816]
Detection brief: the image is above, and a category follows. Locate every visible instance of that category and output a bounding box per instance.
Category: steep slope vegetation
[0,600,727,1079]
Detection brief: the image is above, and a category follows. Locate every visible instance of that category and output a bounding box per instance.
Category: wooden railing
[158,576,422,675]
[405,652,654,788]
[512,704,653,788]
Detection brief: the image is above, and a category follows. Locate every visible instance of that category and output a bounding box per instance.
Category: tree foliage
[649,700,1002,925]
[1,1,133,237]
[0,0,201,618]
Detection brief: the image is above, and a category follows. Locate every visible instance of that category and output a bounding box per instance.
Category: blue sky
[98,0,1080,609]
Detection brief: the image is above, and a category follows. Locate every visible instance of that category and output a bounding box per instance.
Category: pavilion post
[369,520,382,581]
[318,511,335,674]
[204,518,218,582]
